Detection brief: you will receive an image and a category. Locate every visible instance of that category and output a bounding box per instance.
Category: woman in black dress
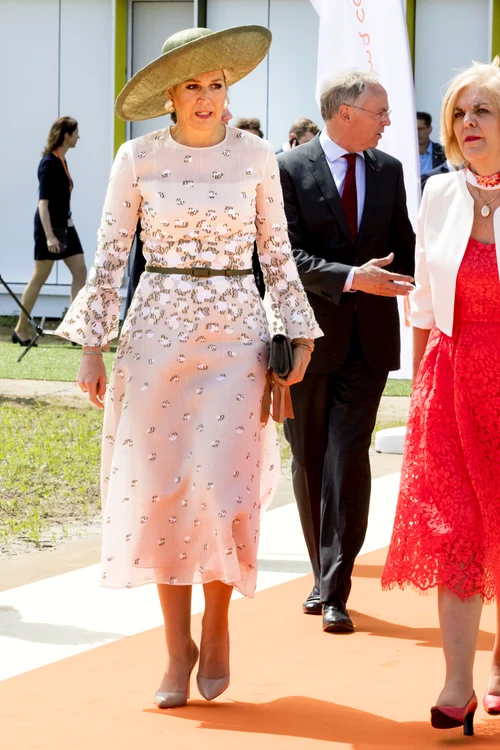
[13,117,87,345]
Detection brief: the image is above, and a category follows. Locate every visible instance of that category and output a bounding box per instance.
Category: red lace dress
[382,237,500,602]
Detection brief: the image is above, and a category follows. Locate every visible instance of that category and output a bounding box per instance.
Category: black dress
[34,152,83,261]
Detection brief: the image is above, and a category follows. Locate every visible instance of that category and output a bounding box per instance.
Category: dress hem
[382,579,496,604]
[99,572,256,598]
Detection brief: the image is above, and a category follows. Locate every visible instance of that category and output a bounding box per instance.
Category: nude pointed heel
[155,642,199,709]
[197,634,230,701]
[196,673,230,701]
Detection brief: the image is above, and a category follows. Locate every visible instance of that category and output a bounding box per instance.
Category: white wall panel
[268,0,322,149]
[0,0,114,318]
[1,0,59,285]
[131,1,194,139]
[207,0,269,140]
[58,0,114,286]
[415,0,489,137]
[207,0,321,151]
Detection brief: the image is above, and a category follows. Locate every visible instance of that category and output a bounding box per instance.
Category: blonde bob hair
[441,56,500,167]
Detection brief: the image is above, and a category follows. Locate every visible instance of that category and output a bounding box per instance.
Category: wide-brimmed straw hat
[116,25,272,122]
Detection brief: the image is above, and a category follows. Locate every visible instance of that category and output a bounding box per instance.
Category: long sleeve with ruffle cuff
[55,142,141,346]
[255,143,322,342]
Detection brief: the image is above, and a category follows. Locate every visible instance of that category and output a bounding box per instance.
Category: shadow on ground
[145,695,500,748]
[0,605,122,645]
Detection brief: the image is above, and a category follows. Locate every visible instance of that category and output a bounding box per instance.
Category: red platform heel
[483,692,500,715]
[430,692,478,736]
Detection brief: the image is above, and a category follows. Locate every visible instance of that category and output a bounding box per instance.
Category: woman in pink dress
[382,59,500,735]
[56,26,321,708]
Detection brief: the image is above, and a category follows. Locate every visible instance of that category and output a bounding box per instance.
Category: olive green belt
[145,265,253,278]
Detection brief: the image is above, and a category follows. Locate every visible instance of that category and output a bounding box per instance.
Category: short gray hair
[320,70,380,121]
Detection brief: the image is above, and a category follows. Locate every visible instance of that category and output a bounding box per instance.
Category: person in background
[417,110,445,175]
[383,58,500,736]
[421,158,458,192]
[276,117,320,154]
[13,117,87,346]
[233,116,264,137]
[278,70,415,635]
[124,220,144,316]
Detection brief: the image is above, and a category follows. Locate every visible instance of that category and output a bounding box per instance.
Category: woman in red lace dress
[382,59,500,735]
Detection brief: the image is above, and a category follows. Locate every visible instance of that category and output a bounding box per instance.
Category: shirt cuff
[343,267,356,293]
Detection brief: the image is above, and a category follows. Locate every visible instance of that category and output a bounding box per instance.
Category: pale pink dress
[56,127,322,596]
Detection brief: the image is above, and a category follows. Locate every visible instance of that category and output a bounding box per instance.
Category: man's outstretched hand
[351,253,414,296]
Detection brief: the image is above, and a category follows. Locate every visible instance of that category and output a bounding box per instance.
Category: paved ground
[0,377,90,406]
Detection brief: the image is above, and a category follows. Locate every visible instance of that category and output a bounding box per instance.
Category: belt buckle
[192,267,211,278]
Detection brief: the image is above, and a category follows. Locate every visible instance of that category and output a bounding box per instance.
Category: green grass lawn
[1,327,412,396]
[0,399,103,549]
[1,318,116,380]
[383,379,412,397]
[0,339,115,381]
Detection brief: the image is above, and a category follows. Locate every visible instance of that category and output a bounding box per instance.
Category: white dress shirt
[319,129,365,291]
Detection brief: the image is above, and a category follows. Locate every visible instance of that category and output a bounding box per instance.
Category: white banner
[310,0,419,379]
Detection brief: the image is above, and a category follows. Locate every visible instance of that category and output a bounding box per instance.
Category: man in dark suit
[278,70,415,634]
[417,111,445,174]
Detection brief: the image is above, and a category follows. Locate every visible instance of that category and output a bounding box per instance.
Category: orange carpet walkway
[1,547,499,750]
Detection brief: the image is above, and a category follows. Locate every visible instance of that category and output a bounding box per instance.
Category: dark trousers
[284,322,388,605]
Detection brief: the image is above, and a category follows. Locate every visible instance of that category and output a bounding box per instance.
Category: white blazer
[411,169,500,335]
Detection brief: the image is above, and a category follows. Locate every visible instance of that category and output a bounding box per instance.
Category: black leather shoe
[11,331,31,346]
[302,586,322,615]
[322,602,354,633]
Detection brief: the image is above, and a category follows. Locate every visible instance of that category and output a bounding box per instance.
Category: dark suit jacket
[431,141,446,169]
[421,161,450,192]
[277,135,415,374]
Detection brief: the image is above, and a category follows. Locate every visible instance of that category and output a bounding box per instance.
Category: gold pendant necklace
[474,187,500,217]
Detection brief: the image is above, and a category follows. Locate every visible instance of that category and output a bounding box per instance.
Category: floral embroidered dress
[382,237,500,602]
[56,127,322,596]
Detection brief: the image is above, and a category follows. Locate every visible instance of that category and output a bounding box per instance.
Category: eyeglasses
[342,103,392,122]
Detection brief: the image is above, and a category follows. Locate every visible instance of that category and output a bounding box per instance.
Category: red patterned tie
[341,153,358,241]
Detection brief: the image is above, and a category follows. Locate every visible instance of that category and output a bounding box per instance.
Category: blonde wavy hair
[441,56,500,167]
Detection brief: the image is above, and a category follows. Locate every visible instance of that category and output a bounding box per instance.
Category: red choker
[466,169,500,190]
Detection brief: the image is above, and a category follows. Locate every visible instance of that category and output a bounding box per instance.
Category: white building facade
[1,0,499,316]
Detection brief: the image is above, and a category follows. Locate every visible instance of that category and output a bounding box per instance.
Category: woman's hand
[77,348,107,409]
[38,201,60,253]
[412,327,432,384]
[46,234,61,254]
[271,340,314,387]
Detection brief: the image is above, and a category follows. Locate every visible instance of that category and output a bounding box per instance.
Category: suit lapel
[357,149,379,246]
[307,139,353,245]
